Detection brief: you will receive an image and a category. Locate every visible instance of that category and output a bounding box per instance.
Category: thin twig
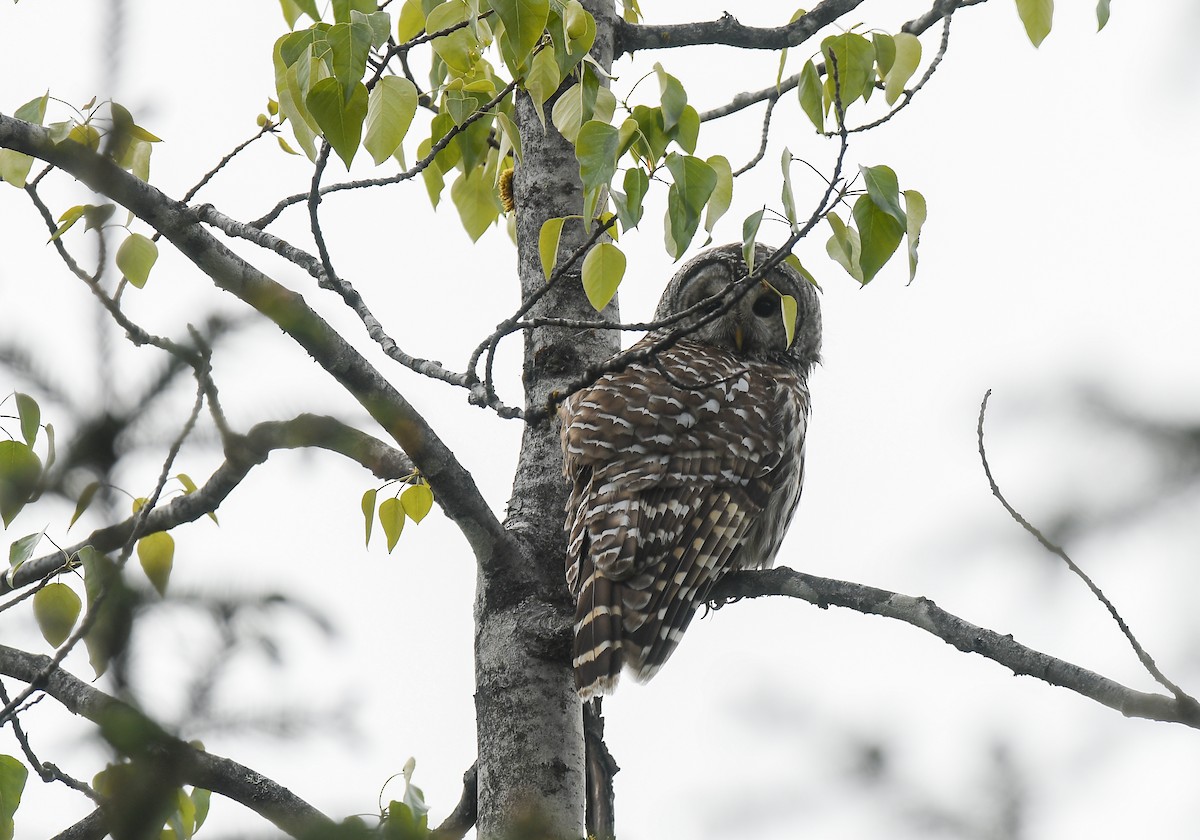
[180,123,275,205]
[733,94,777,176]
[0,679,100,801]
[976,389,1198,709]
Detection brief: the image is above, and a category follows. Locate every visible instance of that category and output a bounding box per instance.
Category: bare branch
[0,678,99,801]
[51,809,107,840]
[614,0,866,57]
[712,567,1200,728]
[0,644,336,837]
[697,0,983,123]
[733,94,777,176]
[977,390,1200,709]
[179,122,275,207]
[1,414,415,594]
[0,113,505,568]
[429,763,479,840]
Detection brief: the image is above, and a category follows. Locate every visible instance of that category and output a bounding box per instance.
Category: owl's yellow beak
[733,322,744,351]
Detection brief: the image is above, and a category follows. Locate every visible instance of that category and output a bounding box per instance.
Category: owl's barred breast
[559,242,820,699]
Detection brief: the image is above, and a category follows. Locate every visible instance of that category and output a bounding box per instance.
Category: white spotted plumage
[560,244,822,699]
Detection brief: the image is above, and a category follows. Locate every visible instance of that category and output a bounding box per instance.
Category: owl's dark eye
[751,294,776,319]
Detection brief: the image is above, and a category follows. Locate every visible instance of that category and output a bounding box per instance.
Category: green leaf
[852,194,905,284]
[331,0,375,23]
[663,153,717,259]
[42,423,55,474]
[784,253,821,290]
[885,32,922,105]
[612,166,649,232]
[306,76,369,167]
[450,169,501,241]
[0,149,34,189]
[1015,0,1053,47]
[524,47,561,130]
[654,62,687,132]
[379,497,406,552]
[781,149,798,231]
[137,532,174,596]
[576,118,619,221]
[33,582,82,648]
[82,204,115,232]
[15,92,49,125]
[401,484,434,523]
[796,60,823,132]
[0,93,49,189]
[903,188,927,281]
[742,207,765,272]
[821,32,875,109]
[576,120,619,193]
[872,32,896,78]
[177,473,217,524]
[780,294,798,349]
[581,242,625,311]
[364,76,418,165]
[493,0,550,75]
[14,393,39,447]
[361,488,377,547]
[0,754,28,840]
[555,0,595,75]
[860,164,906,227]
[277,62,320,160]
[495,111,523,163]
[70,481,101,530]
[671,104,699,155]
[396,0,426,42]
[419,140,445,207]
[551,82,585,145]
[0,441,41,528]
[427,0,478,74]
[192,788,212,832]
[539,216,568,279]
[7,529,44,584]
[48,205,87,241]
[630,105,668,166]
[328,19,375,102]
[1096,0,1110,30]
[826,211,863,283]
[775,7,807,88]
[357,10,393,48]
[115,233,159,289]
[79,546,131,678]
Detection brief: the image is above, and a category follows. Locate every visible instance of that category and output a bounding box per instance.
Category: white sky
[3,1,1200,838]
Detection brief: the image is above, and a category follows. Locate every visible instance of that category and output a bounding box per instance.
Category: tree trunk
[473,3,617,838]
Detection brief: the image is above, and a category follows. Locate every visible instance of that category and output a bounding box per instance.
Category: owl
[560,243,822,700]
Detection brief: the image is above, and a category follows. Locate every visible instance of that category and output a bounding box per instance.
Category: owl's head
[654,243,822,372]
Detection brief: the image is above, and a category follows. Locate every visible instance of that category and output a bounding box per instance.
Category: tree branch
[614,0,866,57]
[429,763,478,840]
[0,644,336,838]
[712,567,1200,728]
[697,0,983,123]
[1,414,413,594]
[977,390,1199,709]
[0,114,505,573]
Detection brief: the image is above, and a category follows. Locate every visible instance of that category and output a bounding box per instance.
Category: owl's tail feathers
[573,559,625,701]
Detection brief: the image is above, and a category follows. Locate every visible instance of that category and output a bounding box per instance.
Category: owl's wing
[561,341,808,694]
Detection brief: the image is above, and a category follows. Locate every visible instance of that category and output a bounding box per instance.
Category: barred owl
[560,243,822,700]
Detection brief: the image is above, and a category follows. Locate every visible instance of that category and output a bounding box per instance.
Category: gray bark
[473,3,618,838]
